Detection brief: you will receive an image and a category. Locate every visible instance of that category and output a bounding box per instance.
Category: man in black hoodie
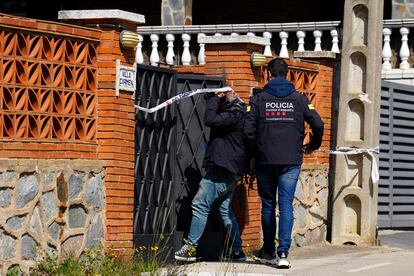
[244,58,324,268]
[175,89,247,262]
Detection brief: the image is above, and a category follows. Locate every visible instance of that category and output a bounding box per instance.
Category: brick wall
[95,31,136,249]
[0,13,137,257]
[203,43,264,247]
[0,13,336,266]
[204,43,264,102]
[0,13,101,159]
[308,59,334,165]
[177,42,336,248]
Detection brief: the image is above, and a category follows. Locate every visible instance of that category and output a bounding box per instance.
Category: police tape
[135,86,233,113]
[318,146,380,184]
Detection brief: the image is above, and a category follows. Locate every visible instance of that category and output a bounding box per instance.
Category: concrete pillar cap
[58,9,145,30]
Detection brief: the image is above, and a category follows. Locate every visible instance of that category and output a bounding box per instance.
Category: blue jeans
[256,164,301,255]
[187,167,243,252]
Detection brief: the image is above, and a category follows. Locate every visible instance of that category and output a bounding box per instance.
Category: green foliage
[6,265,22,276]
[30,246,165,276]
[31,201,181,275]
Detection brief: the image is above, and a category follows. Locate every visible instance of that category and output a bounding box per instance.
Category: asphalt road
[288,249,414,276]
[171,230,414,276]
[288,229,414,275]
[378,229,414,249]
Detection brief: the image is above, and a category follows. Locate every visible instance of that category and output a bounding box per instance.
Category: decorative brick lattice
[287,69,318,144]
[0,30,97,141]
[287,69,317,102]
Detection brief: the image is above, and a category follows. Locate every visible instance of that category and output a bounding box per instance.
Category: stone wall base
[0,159,105,274]
[292,164,329,247]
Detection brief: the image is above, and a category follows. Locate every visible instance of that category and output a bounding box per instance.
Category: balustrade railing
[382,19,414,78]
[136,21,341,66]
[136,19,414,79]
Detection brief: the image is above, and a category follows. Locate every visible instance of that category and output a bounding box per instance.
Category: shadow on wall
[175,166,231,260]
[176,166,201,233]
[232,182,249,234]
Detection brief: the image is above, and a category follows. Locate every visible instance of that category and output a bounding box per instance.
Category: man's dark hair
[266,58,288,78]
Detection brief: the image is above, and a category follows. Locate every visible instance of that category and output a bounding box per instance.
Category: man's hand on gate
[215,91,226,98]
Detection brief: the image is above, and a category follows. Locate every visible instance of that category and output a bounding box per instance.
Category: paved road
[173,231,414,276]
[288,230,414,275]
[378,229,414,249]
[287,248,414,276]
[179,248,414,276]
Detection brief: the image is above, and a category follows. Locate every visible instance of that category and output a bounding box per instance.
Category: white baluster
[230,33,239,36]
[166,34,175,66]
[247,32,256,37]
[382,28,392,71]
[313,30,322,51]
[214,33,223,37]
[330,29,340,53]
[296,31,306,52]
[198,33,206,65]
[400,27,410,70]
[150,34,160,66]
[136,34,144,64]
[181,33,191,66]
[279,31,289,58]
[263,32,272,56]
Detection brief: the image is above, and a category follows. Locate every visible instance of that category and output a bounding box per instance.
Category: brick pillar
[201,35,269,247]
[201,36,268,103]
[293,51,338,164]
[59,9,145,250]
[96,30,136,249]
[314,58,335,164]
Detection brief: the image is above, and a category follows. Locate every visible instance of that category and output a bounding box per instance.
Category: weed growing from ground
[31,246,166,276]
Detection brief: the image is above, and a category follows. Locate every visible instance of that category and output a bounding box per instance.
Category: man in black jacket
[175,89,247,262]
[244,58,324,268]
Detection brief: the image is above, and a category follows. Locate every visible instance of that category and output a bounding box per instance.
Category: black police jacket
[203,96,247,176]
[244,77,324,165]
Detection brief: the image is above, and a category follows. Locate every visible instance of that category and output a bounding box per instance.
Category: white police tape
[318,146,380,184]
[135,86,233,113]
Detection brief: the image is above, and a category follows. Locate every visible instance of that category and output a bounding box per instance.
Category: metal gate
[133,64,226,257]
[378,81,414,228]
[134,65,177,249]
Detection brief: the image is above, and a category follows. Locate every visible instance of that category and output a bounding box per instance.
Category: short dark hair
[266,58,288,78]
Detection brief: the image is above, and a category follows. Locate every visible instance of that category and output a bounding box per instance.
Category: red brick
[118,226,134,233]
[97,61,116,68]
[105,167,134,176]
[55,25,75,35]
[104,241,133,248]
[106,219,133,226]
[106,204,134,212]
[101,32,119,40]
[106,211,134,219]
[106,190,134,198]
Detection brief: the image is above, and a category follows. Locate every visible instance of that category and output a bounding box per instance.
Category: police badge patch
[263,99,296,122]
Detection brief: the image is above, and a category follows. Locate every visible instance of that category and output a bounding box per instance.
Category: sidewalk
[155,230,414,275]
[163,243,402,276]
